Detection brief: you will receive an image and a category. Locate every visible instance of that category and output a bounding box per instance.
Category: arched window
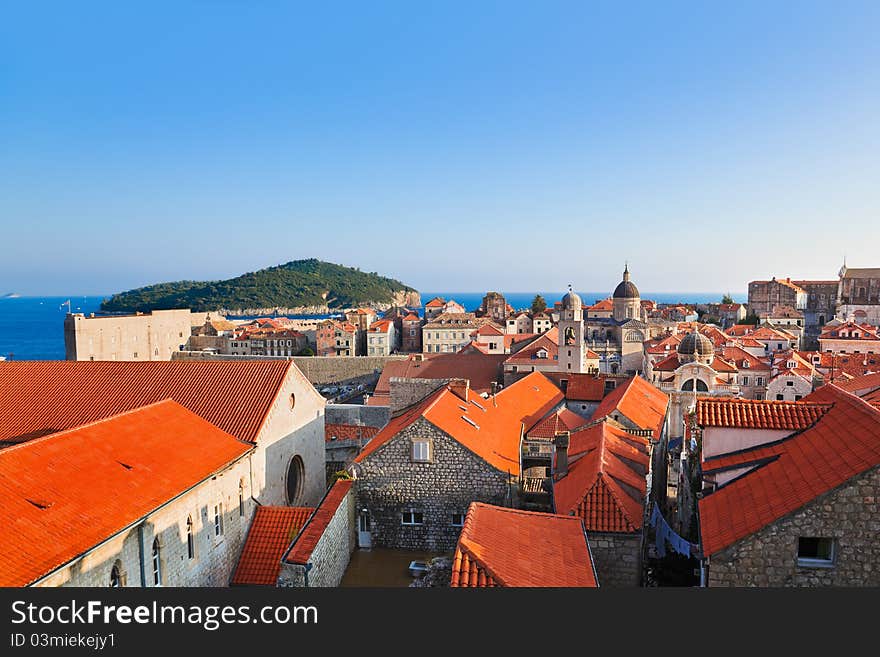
[151,538,162,586]
[286,455,305,505]
[681,378,709,392]
[186,516,195,559]
[110,563,122,588]
[239,479,245,517]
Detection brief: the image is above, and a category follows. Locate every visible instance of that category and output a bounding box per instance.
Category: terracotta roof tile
[0,400,252,586]
[231,506,314,586]
[450,503,598,587]
[554,422,651,532]
[284,480,353,565]
[591,375,669,438]
[699,385,880,555]
[357,372,563,473]
[325,423,381,443]
[0,361,297,446]
[542,373,607,401]
[372,352,506,399]
[697,398,831,430]
[527,408,587,438]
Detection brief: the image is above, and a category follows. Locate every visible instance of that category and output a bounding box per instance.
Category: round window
[286,455,305,504]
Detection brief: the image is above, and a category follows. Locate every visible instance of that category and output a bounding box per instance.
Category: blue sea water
[0,290,745,361]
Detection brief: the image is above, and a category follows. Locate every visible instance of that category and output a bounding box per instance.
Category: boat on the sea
[1,293,21,299]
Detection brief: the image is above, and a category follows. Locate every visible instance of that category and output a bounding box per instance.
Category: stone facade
[707,466,880,587]
[355,418,515,552]
[64,309,193,361]
[35,457,253,587]
[747,278,807,317]
[586,531,642,587]
[278,485,357,588]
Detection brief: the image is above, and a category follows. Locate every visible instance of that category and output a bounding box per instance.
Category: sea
[0,290,746,361]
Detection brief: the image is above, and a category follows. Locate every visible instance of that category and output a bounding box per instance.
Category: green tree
[531,294,547,314]
[721,293,734,305]
[741,311,760,326]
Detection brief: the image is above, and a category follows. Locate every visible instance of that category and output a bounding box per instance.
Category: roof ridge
[0,398,184,454]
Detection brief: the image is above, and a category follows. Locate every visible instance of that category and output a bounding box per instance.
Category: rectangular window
[214,504,223,536]
[797,537,835,567]
[412,440,431,462]
[451,513,465,527]
[741,376,749,385]
[756,377,764,386]
[402,510,424,525]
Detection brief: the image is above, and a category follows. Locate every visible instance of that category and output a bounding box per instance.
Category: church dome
[562,288,583,311]
[612,265,640,299]
[678,331,714,357]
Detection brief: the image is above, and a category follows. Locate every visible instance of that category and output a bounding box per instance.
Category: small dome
[678,331,714,356]
[612,264,640,299]
[562,289,583,311]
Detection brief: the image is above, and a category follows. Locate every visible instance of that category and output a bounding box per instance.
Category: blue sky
[1,2,879,295]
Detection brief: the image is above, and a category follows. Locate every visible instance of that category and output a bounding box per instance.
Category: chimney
[448,378,470,400]
[554,431,570,480]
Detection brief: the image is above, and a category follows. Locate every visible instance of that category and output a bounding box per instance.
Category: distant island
[100,258,421,315]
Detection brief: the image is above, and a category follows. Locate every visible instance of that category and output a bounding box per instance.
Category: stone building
[351,372,563,552]
[229,328,308,356]
[422,312,493,354]
[316,319,360,357]
[793,279,838,349]
[837,264,880,326]
[582,266,651,375]
[698,386,880,586]
[64,308,195,361]
[366,319,396,356]
[818,321,880,354]
[400,312,424,352]
[0,400,255,587]
[0,360,326,509]
[747,277,807,318]
[479,291,509,322]
[647,332,741,439]
[551,375,669,587]
[503,327,600,385]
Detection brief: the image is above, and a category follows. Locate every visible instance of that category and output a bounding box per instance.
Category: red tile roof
[527,408,587,439]
[504,328,559,364]
[425,297,446,307]
[284,480,354,566]
[231,506,314,586]
[543,373,607,401]
[450,503,598,587]
[356,372,563,473]
[699,385,880,555]
[587,298,614,312]
[819,321,880,341]
[0,400,252,586]
[697,398,831,430]
[591,375,669,438]
[835,372,880,396]
[371,352,506,401]
[0,361,298,446]
[325,423,381,443]
[554,422,651,532]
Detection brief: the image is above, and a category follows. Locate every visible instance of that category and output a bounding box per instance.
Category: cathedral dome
[562,288,583,311]
[678,331,714,357]
[612,265,640,299]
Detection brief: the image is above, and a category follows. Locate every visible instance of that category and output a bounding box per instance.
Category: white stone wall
[64,309,193,361]
[35,457,254,588]
[253,363,327,508]
[278,487,357,588]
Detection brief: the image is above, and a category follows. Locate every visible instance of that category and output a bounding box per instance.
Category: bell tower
[558,285,585,373]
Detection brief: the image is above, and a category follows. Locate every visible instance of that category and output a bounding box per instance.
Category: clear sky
[2,1,879,295]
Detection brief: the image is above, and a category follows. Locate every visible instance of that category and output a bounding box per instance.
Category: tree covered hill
[100,259,419,313]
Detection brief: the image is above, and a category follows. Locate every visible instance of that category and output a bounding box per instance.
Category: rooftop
[0,400,252,587]
[231,506,314,586]
[0,360,300,446]
[450,503,598,587]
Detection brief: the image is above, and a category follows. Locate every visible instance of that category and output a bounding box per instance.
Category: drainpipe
[136,523,147,587]
[303,562,313,587]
